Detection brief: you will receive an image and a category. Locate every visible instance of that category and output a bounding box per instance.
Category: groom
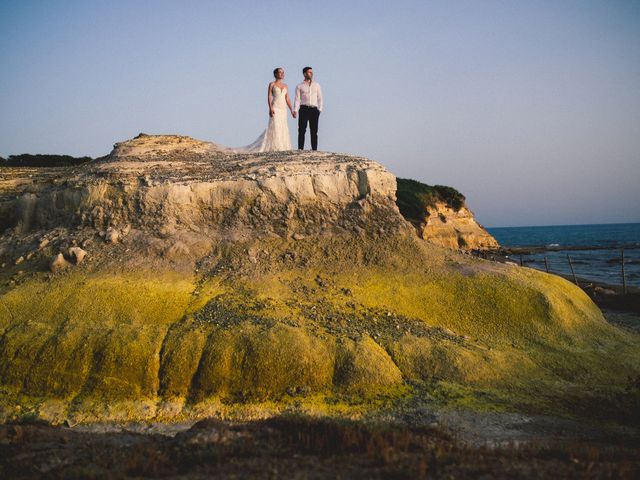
[294,66,323,151]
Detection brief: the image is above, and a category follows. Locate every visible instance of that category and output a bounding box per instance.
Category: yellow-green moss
[0,269,194,401]
[158,317,211,399]
[1,235,638,423]
[191,323,335,402]
[334,335,403,394]
[387,334,479,383]
[229,237,639,418]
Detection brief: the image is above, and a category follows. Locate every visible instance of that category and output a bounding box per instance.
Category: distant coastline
[487,221,640,232]
[487,223,640,288]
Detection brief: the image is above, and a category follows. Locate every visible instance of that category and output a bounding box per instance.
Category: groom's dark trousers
[298,105,320,150]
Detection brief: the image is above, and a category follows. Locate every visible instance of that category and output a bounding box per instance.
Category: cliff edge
[2,133,407,243]
[396,178,499,250]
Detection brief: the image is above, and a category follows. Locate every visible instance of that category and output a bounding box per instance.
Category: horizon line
[487,221,640,229]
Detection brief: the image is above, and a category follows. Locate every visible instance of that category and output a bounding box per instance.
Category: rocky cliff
[395,178,499,251]
[418,202,499,250]
[1,134,406,243]
[0,134,636,425]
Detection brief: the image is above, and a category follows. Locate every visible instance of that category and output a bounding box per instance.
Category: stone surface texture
[418,202,499,250]
[1,134,409,241]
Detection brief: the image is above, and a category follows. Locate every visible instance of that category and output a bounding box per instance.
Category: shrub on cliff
[395,178,466,224]
[0,154,92,167]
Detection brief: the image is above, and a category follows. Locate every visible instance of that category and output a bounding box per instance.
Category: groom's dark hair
[303,66,312,74]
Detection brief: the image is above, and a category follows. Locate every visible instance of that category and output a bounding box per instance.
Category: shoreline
[473,249,640,321]
[505,244,640,254]
[555,273,640,333]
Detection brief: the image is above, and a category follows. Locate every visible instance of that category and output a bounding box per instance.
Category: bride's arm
[285,87,296,118]
[267,82,274,117]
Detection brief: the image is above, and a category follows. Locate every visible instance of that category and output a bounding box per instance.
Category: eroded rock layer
[419,202,499,250]
[2,134,408,241]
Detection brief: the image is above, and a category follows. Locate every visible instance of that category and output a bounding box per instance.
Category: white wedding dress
[232,85,292,152]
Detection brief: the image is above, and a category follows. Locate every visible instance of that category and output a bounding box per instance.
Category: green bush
[396,178,466,224]
[1,154,93,167]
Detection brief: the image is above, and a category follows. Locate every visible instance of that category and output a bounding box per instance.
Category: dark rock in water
[594,286,617,296]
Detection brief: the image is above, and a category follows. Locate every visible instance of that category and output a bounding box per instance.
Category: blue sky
[1,0,639,227]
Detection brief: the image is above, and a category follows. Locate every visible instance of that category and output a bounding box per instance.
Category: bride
[233,67,296,152]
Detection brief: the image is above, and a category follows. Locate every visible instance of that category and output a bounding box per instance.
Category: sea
[486,223,640,288]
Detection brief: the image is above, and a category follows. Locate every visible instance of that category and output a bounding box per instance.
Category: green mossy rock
[190,323,335,402]
[334,335,404,394]
[0,235,638,423]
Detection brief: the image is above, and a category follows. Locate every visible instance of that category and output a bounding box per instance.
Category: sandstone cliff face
[418,202,499,251]
[1,134,409,241]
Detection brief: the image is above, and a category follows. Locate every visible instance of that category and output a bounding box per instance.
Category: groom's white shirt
[294,81,323,112]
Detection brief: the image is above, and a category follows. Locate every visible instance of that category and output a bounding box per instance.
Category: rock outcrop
[106,133,223,159]
[395,178,498,251]
[0,134,636,426]
[418,202,499,250]
[2,133,408,241]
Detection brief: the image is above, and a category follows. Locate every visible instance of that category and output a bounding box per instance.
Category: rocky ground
[1,416,639,479]
[603,309,640,333]
[2,135,639,478]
